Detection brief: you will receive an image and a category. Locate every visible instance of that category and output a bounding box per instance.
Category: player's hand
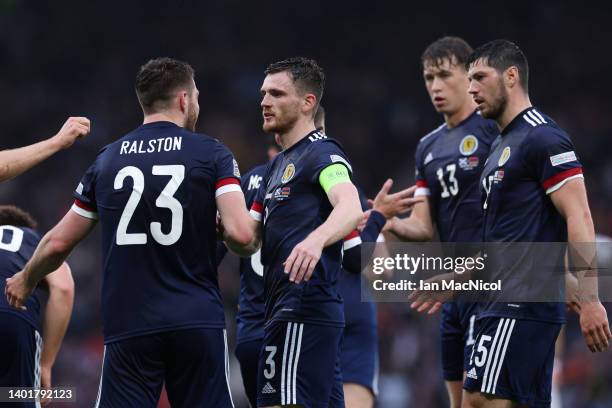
[4,270,35,310]
[284,234,324,284]
[579,301,611,352]
[369,180,423,220]
[357,210,371,231]
[407,272,455,315]
[40,365,52,406]
[382,216,399,233]
[52,117,91,150]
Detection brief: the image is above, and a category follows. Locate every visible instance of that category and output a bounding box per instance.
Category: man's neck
[277,119,316,150]
[444,99,478,129]
[143,112,184,128]
[498,93,532,131]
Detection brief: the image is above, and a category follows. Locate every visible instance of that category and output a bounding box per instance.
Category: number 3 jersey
[414,110,498,242]
[250,131,352,328]
[72,121,242,343]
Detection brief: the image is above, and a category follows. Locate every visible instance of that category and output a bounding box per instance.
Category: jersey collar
[501,107,533,136]
[139,121,181,130]
[282,130,319,154]
[448,109,479,130]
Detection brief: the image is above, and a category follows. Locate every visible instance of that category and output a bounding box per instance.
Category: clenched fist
[52,117,91,150]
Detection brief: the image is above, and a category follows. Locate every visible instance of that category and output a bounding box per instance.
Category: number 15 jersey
[72,121,242,344]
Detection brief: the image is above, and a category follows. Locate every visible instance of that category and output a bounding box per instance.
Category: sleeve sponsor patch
[233,159,241,177]
[330,154,352,173]
[550,151,577,167]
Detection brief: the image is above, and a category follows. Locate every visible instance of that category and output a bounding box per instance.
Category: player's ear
[178,91,189,113]
[303,94,317,116]
[504,66,519,89]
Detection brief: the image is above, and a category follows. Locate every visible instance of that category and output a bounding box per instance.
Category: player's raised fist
[53,117,91,149]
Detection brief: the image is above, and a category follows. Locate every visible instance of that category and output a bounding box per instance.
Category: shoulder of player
[521,109,570,144]
[243,163,268,179]
[419,123,446,145]
[305,135,348,156]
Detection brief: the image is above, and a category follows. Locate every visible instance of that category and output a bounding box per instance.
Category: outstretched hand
[369,179,423,219]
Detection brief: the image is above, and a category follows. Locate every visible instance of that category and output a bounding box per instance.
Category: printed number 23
[114,165,184,246]
[437,164,459,198]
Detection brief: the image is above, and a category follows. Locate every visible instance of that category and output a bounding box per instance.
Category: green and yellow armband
[318,163,352,194]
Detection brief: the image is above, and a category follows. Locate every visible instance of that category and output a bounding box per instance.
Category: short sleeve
[414,141,430,197]
[525,127,583,195]
[249,164,269,223]
[214,142,242,198]
[307,140,353,185]
[71,157,100,220]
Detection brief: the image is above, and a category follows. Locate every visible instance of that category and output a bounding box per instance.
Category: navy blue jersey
[0,226,46,331]
[415,111,498,242]
[250,131,352,327]
[479,108,582,323]
[236,164,267,344]
[72,121,242,343]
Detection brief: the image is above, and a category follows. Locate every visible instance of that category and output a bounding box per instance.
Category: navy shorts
[235,338,262,408]
[340,302,378,395]
[94,328,233,408]
[257,321,344,408]
[440,302,478,381]
[464,317,561,408]
[0,313,42,408]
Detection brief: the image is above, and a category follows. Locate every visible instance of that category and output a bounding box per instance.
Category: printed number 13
[437,164,459,198]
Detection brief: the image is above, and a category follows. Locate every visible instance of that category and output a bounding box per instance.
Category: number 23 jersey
[72,121,241,343]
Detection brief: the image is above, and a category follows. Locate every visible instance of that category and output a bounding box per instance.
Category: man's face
[260,72,302,134]
[184,80,200,132]
[467,59,508,120]
[423,57,470,115]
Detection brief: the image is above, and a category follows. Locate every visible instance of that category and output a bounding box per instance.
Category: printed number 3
[114,165,185,246]
[264,346,277,379]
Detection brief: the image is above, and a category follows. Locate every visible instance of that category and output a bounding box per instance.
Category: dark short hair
[0,205,37,229]
[135,57,195,113]
[421,36,473,69]
[467,39,529,91]
[265,57,325,108]
[314,105,326,131]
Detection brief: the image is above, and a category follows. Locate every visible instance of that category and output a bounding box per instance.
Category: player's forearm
[224,218,261,257]
[567,211,599,302]
[41,281,74,369]
[310,199,362,248]
[0,138,62,182]
[390,215,433,242]
[24,232,74,288]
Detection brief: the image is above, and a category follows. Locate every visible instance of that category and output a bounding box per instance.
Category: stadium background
[1,1,611,406]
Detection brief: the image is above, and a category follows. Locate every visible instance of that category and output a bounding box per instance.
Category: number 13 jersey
[414,111,498,243]
[72,121,242,343]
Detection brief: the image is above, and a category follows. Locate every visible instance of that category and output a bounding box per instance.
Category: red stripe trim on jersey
[251,201,263,214]
[74,199,95,212]
[215,177,240,189]
[343,230,360,242]
[416,179,428,188]
[541,167,583,190]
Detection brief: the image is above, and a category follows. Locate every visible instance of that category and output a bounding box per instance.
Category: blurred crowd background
[1,1,611,407]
